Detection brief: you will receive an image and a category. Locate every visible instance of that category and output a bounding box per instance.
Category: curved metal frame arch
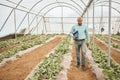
[15,2,81,32]
[70,0,84,11]
[36,2,81,15]
[44,5,80,16]
[27,2,81,29]
[16,2,82,31]
[95,1,120,7]
[12,0,83,15]
[30,5,80,33]
[6,0,87,15]
[95,0,101,3]
[95,1,120,15]
[27,0,43,12]
[29,4,79,31]
[95,5,120,14]
[0,0,82,32]
[80,0,86,7]
[23,0,84,13]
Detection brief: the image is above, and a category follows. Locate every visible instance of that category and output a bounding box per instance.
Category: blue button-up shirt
[70,24,90,42]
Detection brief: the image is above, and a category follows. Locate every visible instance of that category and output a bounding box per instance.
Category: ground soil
[67,46,97,80]
[0,35,64,80]
[93,36,120,64]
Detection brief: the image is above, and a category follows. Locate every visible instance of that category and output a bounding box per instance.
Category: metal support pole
[61,7,64,34]
[43,17,47,33]
[0,10,13,32]
[28,13,30,33]
[48,18,51,33]
[16,14,28,32]
[118,25,120,34]
[85,12,87,24]
[82,15,85,22]
[101,5,103,34]
[14,9,17,38]
[0,0,23,32]
[99,5,103,34]
[87,8,89,28]
[42,17,44,34]
[83,15,84,21]
[108,0,111,67]
[36,16,38,34]
[92,0,95,49]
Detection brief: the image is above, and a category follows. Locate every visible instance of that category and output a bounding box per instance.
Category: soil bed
[0,35,63,80]
[93,36,120,64]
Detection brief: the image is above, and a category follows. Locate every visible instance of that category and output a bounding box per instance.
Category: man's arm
[70,26,74,37]
[85,26,90,43]
[70,26,76,40]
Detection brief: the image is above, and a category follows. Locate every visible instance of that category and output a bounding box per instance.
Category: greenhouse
[0,0,120,80]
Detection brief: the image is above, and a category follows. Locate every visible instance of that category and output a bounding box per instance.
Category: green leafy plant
[0,34,55,62]
[0,35,41,48]
[95,34,120,49]
[28,35,70,80]
[90,41,120,80]
[112,34,120,40]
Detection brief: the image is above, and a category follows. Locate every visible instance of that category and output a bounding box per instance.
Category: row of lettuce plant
[0,35,41,48]
[111,34,120,40]
[27,35,70,80]
[90,41,120,80]
[95,34,120,49]
[0,34,55,62]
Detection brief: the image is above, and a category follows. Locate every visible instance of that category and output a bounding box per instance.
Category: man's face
[77,18,83,25]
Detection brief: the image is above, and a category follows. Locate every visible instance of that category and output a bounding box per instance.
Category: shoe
[77,62,80,68]
[77,64,80,68]
[82,65,86,71]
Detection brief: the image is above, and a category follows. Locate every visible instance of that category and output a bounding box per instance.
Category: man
[70,17,90,70]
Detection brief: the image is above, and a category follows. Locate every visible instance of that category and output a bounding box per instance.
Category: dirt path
[93,37,120,64]
[67,46,96,80]
[0,36,64,80]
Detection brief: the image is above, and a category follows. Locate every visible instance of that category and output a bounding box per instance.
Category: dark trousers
[74,40,87,66]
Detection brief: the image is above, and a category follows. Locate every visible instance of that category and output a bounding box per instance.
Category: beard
[78,23,82,25]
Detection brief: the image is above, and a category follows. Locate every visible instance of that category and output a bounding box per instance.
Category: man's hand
[73,36,76,40]
[86,43,89,47]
